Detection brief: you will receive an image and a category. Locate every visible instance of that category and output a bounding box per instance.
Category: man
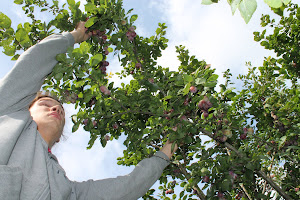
[0,22,177,200]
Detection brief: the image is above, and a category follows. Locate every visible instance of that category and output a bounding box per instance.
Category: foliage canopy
[0,0,299,199]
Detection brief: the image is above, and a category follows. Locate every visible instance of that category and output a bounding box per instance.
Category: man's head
[29,94,65,147]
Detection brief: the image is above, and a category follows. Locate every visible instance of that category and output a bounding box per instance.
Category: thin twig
[177,163,206,200]
[149,142,160,150]
[263,155,275,194]
[240,183,253,200]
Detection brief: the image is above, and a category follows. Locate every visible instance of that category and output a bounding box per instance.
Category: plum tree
[0,0,299,199]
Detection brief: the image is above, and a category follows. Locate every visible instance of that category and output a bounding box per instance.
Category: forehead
[37,97,64,109]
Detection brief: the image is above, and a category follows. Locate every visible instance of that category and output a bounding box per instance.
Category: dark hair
[29,92,63,109]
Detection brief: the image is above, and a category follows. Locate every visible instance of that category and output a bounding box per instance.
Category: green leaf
[270,5,285,16]
[202,0,214,5]
[87,134,97,149]
[71,115,77,124]
[127,8,133,15]
[130,14,138,23]
[85,2,97,13]
[246,162,256,170]
[56,53,66,62]
[282,0,291,5]
[180,182,187,187]
[78,92,83,98]
[287,146,300,150]
[3,45,16,56]
[20,38,32,48]
[110,34,118,43]
[226,91,236,99]
[101,137,107,147]
[278,135,287,148]
[67,0,75,7]
[207,74,218,82]
[85,17,97,28]
[23,22,31,32]
[15,28,27,42]
[54,72,63,80]
[180,191,184,198]
[182,82,191,95]
[228,0,242,15]
[184,136,193,144]
[156,27,161,35]
[90,54,103,66]
[72,48,82,58]
[79,41,90,54]
[72,122,80,132]
[238,0,257,24]
[11,54,20,61]
[0,12,12,29]
[74,80,86,87]
[200,168,210,175]
[264,0,282,8]
[183,74,193,83]
[221,179,231,191]
[53,0,58,7]
[15,28,31,48]
[14,0,23,4]
[205,81,217,88]
[108,47,113,52]
[195,77,206,85]
[171,142,176,153]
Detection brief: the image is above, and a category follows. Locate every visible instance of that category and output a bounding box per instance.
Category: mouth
[49,113,61,121]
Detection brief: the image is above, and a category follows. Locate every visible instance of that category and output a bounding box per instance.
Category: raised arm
[72,152,169,200]
[72,141,178,200]
[0,22,91,115]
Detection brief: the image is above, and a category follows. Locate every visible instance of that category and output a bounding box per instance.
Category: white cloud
[155,0,277,87]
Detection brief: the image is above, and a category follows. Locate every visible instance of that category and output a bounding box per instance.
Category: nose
[51,105,64,116]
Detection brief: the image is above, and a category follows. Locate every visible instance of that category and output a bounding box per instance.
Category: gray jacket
[0,32,169,200]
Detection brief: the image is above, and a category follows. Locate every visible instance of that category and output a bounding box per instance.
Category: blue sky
[0,0,285,198]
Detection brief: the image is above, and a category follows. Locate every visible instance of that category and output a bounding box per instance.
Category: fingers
[76,21,86,30]
[72,21,92,43]
[160,140,178,159]
[83,32,93,41]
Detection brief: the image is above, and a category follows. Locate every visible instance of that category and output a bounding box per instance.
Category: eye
[41,103,50,107]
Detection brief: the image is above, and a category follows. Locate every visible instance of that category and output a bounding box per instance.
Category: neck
[37,125,60,149]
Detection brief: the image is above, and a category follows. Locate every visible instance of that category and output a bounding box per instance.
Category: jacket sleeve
[72,151,170,200]
[0,33,75,115]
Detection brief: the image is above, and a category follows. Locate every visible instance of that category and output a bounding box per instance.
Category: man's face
[29,97,65,142]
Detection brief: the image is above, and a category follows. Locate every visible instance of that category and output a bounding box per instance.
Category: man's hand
[70,21,92,43]
[160,140,178,159]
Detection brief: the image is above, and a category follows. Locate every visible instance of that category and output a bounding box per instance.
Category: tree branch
[177,163,206,200]
[197,128,293,200]
[239,183,253,200]
[256,170,292,200]
[111,96,127,110]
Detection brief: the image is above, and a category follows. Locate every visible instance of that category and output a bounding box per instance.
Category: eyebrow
[39,99,65,111]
